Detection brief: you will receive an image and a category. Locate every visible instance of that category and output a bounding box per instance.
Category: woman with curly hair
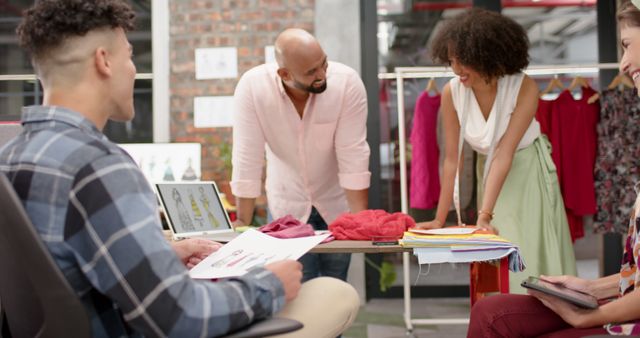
[467,4,640,336]
[416,8,576,293]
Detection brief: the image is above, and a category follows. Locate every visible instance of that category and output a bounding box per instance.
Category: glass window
[0,79,40,121]
[104,79,153,143]
[0,0,153,142]
[0,1,34,75]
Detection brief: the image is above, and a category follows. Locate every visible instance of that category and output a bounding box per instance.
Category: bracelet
[433,219,443,227]
[478,210,494,220]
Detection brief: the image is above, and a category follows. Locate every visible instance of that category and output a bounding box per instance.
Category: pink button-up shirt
[231,61,371,224]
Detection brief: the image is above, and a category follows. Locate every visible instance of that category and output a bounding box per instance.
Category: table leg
[469,258,510,307]
[402,252,414,332]
[499,257,509,294]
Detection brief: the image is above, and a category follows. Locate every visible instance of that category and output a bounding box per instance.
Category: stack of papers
[400,227,525,272]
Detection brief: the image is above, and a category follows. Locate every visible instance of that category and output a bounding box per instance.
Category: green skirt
[477,136,576,294]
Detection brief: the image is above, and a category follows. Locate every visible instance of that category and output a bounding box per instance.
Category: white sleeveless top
[450,73,540,155]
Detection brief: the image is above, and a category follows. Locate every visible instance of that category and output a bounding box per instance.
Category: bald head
[274,28,323,68]
[274,29,328,95]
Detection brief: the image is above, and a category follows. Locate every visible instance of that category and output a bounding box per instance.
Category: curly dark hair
[430,8,529,80]
[17,0,136,61]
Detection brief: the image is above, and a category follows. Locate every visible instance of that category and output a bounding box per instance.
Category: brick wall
[168,0,315,185]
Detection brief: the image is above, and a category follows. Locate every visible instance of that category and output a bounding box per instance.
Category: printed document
[190,228,329,279]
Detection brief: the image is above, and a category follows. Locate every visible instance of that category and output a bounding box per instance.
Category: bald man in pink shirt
[231,28,371,282]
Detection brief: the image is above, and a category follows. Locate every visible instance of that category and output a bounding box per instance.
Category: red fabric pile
[328,209,416,240]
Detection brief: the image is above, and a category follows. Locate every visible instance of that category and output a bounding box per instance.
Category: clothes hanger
[587,93,600,105]
[425,78,439,95]
[539,75,565,97]
[607,72,635,90]
[567,76,600,104]
[589,73,635,105]
[568,76,589,91]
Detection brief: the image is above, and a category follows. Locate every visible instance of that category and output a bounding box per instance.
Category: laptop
[155,181,238,242]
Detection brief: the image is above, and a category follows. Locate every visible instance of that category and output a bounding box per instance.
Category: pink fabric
[328,209,416,240]
[258,215,334,243]
[259,215,315,239]
[409,92,441,209]
[231,62,371,225]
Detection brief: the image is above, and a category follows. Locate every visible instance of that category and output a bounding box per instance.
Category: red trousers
[467,294,609,338]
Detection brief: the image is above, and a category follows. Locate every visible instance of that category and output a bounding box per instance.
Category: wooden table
[310,240,411,254]
[306,239,509,334]
[180,233,509,335]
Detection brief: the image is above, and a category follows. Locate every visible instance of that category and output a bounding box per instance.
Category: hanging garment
[409,92,441,209]
[450,73,576,294]
[594,88,640,234]
[536,98,553,137]
[560,88,599,239]
[536,88,600,241]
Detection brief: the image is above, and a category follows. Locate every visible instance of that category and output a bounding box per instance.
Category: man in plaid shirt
[0,1,359,337]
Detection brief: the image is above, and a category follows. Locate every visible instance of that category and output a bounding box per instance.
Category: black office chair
[0,174,301,338]
[0,174,91,337]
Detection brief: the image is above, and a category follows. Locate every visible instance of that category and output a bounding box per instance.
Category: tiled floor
[344,298,470,338]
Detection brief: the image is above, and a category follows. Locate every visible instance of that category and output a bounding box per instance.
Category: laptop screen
[155,182,233,236]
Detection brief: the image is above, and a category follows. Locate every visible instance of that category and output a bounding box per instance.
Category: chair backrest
[0,174,91,338]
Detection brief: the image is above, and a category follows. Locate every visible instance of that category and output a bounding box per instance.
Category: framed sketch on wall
[119,143,202,184]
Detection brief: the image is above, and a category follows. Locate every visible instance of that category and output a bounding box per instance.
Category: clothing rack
[377,62,622,333]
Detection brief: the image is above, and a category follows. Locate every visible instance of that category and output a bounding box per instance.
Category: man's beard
[294,79,327,94]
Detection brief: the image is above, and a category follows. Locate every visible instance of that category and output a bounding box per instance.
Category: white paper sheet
[195,47,238,79]
[409,227,479,235]
[193,96,234,128]
[189,229,329,279]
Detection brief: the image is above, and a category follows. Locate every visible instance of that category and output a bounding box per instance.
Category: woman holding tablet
[467,2,640,336]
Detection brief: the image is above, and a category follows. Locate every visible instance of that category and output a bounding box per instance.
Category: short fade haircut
[430,8,530,80]
[17,0,136,62]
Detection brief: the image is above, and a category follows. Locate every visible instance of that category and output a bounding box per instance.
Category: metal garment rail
[378,62,621,334]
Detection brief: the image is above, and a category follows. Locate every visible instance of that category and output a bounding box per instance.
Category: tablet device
[521,276,598,309]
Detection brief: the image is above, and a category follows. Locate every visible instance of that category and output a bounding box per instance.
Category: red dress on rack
[536,98,553,137]
[409,92,441,209]
[537,88,600,241]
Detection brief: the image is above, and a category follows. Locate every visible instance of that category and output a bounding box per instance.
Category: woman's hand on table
[415,219,443,229]
[476,217,499,234]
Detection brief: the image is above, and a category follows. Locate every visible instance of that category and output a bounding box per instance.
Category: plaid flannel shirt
[0,106,285,337]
